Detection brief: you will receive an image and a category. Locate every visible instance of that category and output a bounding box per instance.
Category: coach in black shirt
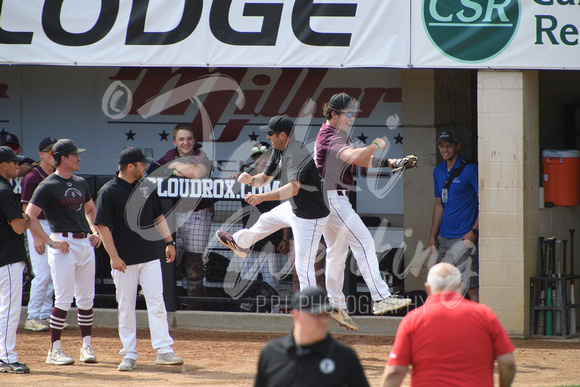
[255,287,369,387]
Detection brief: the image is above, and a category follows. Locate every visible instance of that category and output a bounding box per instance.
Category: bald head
[426,263,462,294]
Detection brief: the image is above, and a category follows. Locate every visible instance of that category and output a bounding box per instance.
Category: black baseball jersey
[255,333,369,387]
[29,173,92,233]
[264,140,329,219]
[0,175,26,267]
[95,176,165,266]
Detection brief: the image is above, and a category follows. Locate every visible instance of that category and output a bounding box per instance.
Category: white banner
[0,0,410,68]
[412,0,580,69]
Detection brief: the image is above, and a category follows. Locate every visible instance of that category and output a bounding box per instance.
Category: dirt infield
[2,327,580,386]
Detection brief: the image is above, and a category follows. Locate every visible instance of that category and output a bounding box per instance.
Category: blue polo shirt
[433,156,478,239]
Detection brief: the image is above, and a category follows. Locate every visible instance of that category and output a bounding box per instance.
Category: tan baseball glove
[391,155,418,174]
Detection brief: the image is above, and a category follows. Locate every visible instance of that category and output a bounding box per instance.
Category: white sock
[82,335,91,347]
[51,340,62,351]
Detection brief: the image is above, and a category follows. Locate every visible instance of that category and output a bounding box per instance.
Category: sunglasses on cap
[252,145,268,154]
[267,131,280,136]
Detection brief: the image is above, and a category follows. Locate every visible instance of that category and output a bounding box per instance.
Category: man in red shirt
[380,263,516,387]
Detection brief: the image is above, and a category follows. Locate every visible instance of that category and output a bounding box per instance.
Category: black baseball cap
[291,287,337,315]
[52,139,86,157]
[118,147,153,165]
[0,132,20,147]
[39,136,58,152]
[0,146,25,163]
[327,92,361,112]
[259,115,294,135]
[437,130,459,144]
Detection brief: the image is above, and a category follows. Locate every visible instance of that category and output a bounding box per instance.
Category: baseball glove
[391,155,418,174]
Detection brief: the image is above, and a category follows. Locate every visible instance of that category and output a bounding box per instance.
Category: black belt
[61,232,88,239]
[337,190,349,197]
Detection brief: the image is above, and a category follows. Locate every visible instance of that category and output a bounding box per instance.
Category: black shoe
[0,360,30,374]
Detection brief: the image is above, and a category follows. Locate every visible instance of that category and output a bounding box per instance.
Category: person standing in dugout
[95,147,184,371]
[314,92,416,331]
[148,123,213,310]
[217,115,329,290]
[21,136,59,332]
[26,139,102,365]
[0,146,31,374]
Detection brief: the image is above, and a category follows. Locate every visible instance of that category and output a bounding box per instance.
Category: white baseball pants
[112,259,174,360]
[0,261,24,363]
[26,219,54,320]
[234,201,328,289]
[48,233,95,311]
[324,191,391,309]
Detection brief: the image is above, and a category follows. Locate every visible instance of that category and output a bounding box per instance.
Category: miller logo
[422,0,520,62]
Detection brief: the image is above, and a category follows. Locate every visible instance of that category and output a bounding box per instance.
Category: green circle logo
[423,0,520,63]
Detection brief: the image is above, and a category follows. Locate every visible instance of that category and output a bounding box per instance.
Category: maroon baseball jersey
[315,123,355,191]
[21,165,51,220]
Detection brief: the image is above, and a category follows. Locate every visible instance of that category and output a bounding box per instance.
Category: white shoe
[154,352,184,365]
[373,295,413,315]
[46,348,75,365]
[80,345,98,363]
[329,309,359,331]
[118,357,137,371]
[24,318,49,332]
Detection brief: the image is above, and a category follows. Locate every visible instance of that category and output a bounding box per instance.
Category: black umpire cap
[291,287,337,315]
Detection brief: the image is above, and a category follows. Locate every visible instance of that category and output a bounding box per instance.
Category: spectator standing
[148,124,213,310]
[380,263,516,387]
[255,287,369,387]
[427,130,479,302]
[96,147,183,371]
[0,146,30,374]
[0,132,35,178]
[26,139,102,365]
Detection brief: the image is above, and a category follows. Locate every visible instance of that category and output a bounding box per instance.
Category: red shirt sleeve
[387,316,412,367]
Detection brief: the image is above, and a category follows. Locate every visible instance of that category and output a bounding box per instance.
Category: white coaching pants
[234,201,328,289]
[48,233,95,311]
[324,191,391,309]
[0,261,24,363]
[26,219,54,320]
[112,259,174,360]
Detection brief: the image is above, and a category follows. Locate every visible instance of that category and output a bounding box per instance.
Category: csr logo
[423,0,520,62]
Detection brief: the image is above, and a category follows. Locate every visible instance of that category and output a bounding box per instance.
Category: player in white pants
[217,115,329,291]
[315,93,413,331]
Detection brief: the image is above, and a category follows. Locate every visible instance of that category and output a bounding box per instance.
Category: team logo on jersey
[422,0,520,62]
[140,186,150,198]
[61,188,84,211]
[319,358,335,374]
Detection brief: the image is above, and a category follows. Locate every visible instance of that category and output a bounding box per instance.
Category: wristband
[282,238,290,243]
[49,240,54,248]
[373,141,381,150]
[166,240,176,246]
[172,169,177,176]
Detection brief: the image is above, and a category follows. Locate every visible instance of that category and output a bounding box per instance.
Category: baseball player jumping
[26,139,102,365]
[217,115,329,289]
[96,147,183,371]
[315,92,416,331]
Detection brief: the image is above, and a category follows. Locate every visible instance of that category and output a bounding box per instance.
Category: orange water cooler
[543,149,580,207]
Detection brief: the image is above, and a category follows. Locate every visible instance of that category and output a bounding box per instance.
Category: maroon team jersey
[21,165,51,220]
[315,123,355,191]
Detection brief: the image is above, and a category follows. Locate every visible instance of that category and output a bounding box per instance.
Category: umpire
[0,146,30,374]
[95,147,183,371]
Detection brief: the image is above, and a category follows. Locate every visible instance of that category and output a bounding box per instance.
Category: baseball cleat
[118,357,137,371]
[80,345,98,363]
[154,352,184,365]
[25,318,49,332]
[216,230,249,258]
[46,348,75,365]
[373,295,413,315]
[329,308,359,331]
[0,360,30,374]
